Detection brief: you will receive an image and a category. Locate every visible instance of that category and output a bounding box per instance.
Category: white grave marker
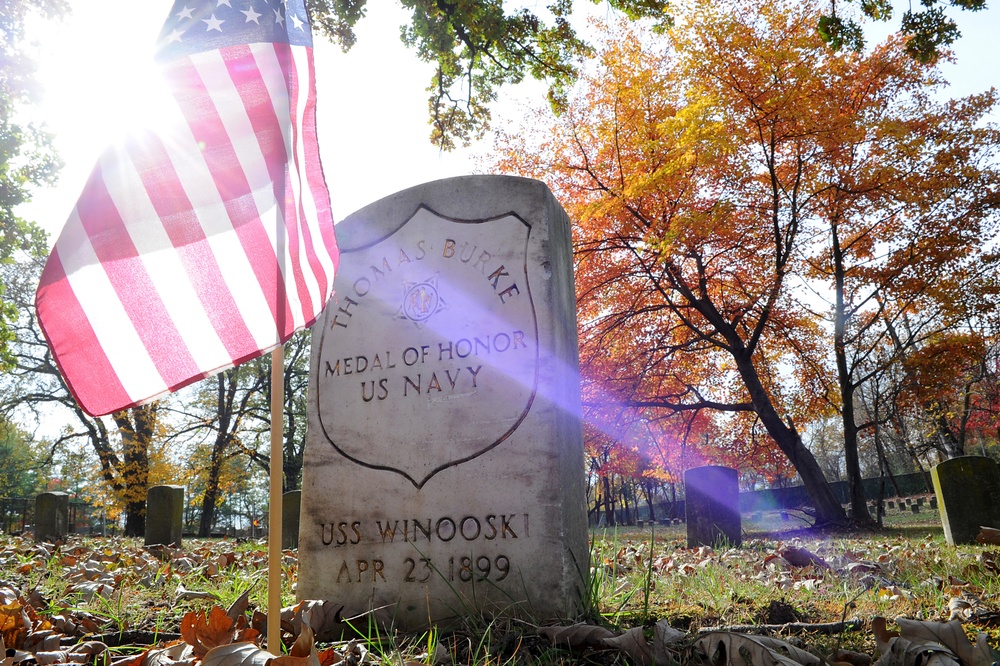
[298,176,588,629]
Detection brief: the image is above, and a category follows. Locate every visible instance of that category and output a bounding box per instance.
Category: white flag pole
[268,345,284,655]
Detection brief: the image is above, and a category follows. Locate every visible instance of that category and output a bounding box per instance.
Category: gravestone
[931,456,1000,545]
[685,466,741,548]
[298,176,588,629]
[35,492,68,542]
[145,485,183,547]
[911,503,920,514]
[282,491,301,549]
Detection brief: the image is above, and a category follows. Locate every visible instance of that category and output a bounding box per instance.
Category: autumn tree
[171,366,266,537]
[494,0,1000,525]
[0,257,172,535]
[0,0,65,366]
[234,331,312,493]
[895,298,1000,460]
[495,0,844,524]
[0,419,47,498]
[303,0,981,149]
[781,22,1000,522]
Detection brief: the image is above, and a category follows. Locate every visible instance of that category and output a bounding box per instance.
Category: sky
[15,1,1000,247]
[17,2,488,244]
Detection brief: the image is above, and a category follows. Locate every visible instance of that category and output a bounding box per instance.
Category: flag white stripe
[99,138,234,375]
[193,48,303,337]
[290,46,328,312]
[254,43,306,330]
[55,204,167,402]
[161,53,281,351]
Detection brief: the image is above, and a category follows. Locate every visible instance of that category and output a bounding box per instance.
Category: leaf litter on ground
[1,532,999,665]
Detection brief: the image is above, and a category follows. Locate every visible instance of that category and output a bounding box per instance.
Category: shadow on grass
[880,523,944,539]
[593,510,946,542]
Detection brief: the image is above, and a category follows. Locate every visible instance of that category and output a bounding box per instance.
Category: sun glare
[24,3,172,238]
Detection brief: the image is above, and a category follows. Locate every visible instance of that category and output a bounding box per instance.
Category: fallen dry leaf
[696,631,821,666]
[603,627,653,665]
[0,601,29,650]
[538,622,615,649]
[271,619,320,666]
[893,617,998,666]
[830,648,872,666]
[180,606,238,658]
[780,546,830,569]
[201,642,274,666]
[176,584,219,603]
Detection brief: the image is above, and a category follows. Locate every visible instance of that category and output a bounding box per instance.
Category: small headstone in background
[911,503,920,514]
[282,490,301,549]
[685,466,741,548]
[916,497,924,506]
[887,500,895,510]
[35,492,68,542]
[932,456,1000,545]
[930,497,938,510]
[145,485,184,547]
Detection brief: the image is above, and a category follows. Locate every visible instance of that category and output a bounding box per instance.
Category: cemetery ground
[3,503,1000,666]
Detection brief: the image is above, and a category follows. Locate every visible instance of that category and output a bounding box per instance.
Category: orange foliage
[492,0,1000,499]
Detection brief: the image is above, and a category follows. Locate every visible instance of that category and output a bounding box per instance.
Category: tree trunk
[840,393,872,524]
[198,450,224,537]
[831,224,873,526]
[114,405,157,537]
[602,475,616,527]
[199,372,238,537]
[642,481,658,522]
[733,350,846,525]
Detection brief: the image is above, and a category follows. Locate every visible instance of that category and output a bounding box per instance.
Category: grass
[2,503,998,664]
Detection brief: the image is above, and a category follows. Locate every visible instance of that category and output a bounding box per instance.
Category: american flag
[35,0,338,417]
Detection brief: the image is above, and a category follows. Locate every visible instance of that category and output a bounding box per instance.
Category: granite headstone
[282,490,301,549]
[931,456,1000,545]
[685,466,741,548]
[145,485,184,547]
[298,176,588,629]
[35,492,68,542]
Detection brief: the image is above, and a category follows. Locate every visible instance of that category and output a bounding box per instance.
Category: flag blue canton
[156,0,313,61]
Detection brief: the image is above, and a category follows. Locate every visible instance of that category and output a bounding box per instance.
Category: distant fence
[0,497,106,536]
[591,471,933,526]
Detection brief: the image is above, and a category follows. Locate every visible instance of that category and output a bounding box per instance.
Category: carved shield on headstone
[315,206,539,488]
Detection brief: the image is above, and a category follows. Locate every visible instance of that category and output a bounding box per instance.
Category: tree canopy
[304,0,989,149]
[491,0,1000,525]
[0,0,66,368]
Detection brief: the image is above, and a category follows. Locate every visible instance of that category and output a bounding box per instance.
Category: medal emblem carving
[315,206,539,488]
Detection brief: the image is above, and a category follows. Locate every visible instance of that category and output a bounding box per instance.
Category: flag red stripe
[76,161,203,386]
[272,42,315,335]
[166,51,290,338]
[37,253,137,415]
[299,51,338,297]
[127,126,258,362]
[286,48,328,314]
